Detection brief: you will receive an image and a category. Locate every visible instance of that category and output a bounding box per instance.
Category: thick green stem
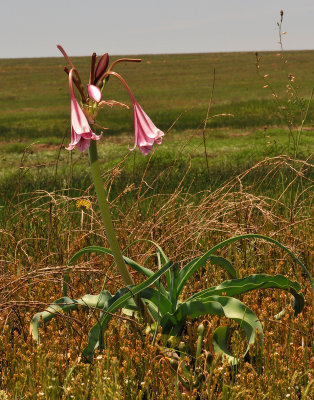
[88,140,134,286]
[88,140,154,323]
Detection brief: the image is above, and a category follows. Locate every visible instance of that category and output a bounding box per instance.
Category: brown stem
[58,45,86,102]
[64,67,86,103]
[57,45,75,69]
[97,58,141,86]
[89,52,97,85]
[102,71,136,103]
[108,58,141,72]
[202,68,216,184]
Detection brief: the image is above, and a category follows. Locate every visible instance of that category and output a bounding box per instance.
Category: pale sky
[1,0,313,58]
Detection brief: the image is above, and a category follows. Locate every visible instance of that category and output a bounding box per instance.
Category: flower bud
[197,323,205,336]
[95,53,109,83]
[88,84,102,103]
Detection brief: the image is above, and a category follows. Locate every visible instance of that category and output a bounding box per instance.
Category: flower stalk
[88,140,153,323]
[88,140,134,286]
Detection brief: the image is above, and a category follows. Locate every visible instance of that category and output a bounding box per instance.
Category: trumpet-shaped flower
[106,71,164,156]
[57,45,163,155]
[132,102,164,155]
[66,70,101,152]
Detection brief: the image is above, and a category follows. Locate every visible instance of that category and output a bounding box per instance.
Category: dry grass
[0,152,313,399]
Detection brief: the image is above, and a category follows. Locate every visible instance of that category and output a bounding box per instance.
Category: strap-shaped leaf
[169,263,180,312]
[120,292,172,321]
[140,287,173,317]
[160,295,263,364]
[30,291,113,343]
[177,234,313,299]
[119,239,171,289]
[120,239,169,265]
[208,256,237,279]
[115,287,173,319]
[65,245,167,297]
[81,261,173,362]
[187,274,304,315]
[212,326,239,364]
[136,239,170,289]
[121,300,161,321]
[177,256,236,298]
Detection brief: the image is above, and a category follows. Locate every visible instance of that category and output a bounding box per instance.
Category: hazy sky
[1,0,313,58]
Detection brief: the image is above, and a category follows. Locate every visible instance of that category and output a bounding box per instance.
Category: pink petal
[88,84,102,103]
[67,70,101,152]
[132,102,164,155]
[138,144,153,155]
[135,104,164,140]
[65,143,76,151]
[77,137,91,152]
[71,98,92,135]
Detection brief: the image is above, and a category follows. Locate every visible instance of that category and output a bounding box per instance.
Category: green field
[0,51,313,399]
[0,50,313,200]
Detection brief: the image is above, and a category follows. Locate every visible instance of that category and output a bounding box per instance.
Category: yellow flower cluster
[76,199,91,211]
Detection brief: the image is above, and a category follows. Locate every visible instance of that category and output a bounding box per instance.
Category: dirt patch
[32,142,60,151]
[228,131,253,137]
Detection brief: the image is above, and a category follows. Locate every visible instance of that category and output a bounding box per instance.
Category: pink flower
[132,102,164,155]
[66,70,101,152]
[106,71,164,156]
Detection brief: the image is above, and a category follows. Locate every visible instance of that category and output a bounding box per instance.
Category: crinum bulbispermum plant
[31,47,313,366]
[56,45,164,322]
[31,241,312,365]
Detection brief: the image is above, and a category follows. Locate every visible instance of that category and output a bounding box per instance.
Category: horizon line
[1,48,314,61]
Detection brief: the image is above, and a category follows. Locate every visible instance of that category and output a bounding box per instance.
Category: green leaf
[119,239,171,288]
[30,291,113,343]
[169,263,180,312]
[187,274,304,315]
[177,234,313,299]
[140,287,173,316]
[160,295,263,364]
[177,256,236,297]
[138,239,170,288]
[121,294,170,321]
[65,245,167,297]
[68,246,153,277]
[81,260,173,362]
[208,255,237,279]
[212,326,237,363]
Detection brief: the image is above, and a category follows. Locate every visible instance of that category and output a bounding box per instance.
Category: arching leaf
[120,239,171,288]
[81,260,173,362]
[30,291,113,343]
[208,255,237,279]
[64,245,167,296]
[212,326,238,364]
[160,295,263,363]
[187,274,304,315]
[177,234,313,299]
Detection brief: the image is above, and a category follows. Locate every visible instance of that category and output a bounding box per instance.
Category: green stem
[88,140,154,323]
[88,140,134,286]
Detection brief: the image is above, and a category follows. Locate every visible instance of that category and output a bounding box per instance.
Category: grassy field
[0,50,313,200]
[0,50,313,399]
